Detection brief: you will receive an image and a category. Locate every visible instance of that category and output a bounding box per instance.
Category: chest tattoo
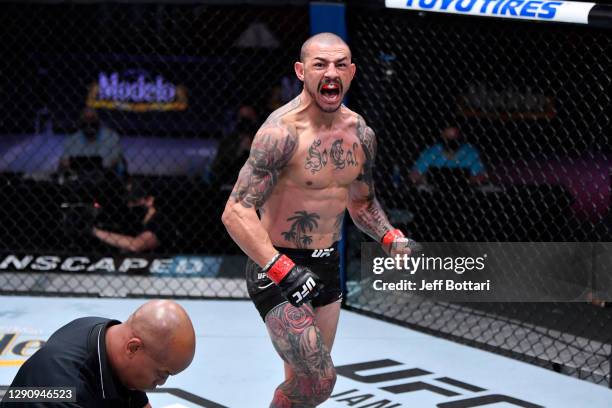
[305,138,359,174]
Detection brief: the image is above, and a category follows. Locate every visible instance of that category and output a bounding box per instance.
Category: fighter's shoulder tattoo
[231,126,298,209]
[356,114,377,161]
[355,114,377,184]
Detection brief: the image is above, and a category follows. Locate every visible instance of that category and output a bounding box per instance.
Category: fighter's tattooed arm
[347,115,393,242]
[231,127,298,208]
[267,303,336,407]
[222,125,298,267]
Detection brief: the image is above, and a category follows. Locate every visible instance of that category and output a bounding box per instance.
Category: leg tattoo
[266,303,337,407]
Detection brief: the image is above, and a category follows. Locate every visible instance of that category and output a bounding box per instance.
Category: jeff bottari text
[371,254,491,292]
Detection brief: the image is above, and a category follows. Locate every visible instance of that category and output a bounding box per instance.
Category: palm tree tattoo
[281,210,321,248]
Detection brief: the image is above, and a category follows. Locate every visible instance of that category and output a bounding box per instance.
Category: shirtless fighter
[222,32,414,407]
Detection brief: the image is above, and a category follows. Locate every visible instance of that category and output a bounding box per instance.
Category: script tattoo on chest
[304,139,327,174]
[304,138,359,174]
[330,140,359,170]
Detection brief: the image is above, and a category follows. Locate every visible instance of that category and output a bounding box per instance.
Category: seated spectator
[60,107,125,175]
[92,181,173,253]
[410,126,487,185]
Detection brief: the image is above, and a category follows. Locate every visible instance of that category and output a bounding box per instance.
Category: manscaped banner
[0,253,228,277]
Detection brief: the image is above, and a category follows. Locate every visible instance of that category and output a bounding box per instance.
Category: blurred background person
[92,180,174,253]
[410,125,487,186]
[59,107,126,176]
[209,105,259,191]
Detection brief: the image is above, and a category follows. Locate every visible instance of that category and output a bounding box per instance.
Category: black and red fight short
[246,242,342,321]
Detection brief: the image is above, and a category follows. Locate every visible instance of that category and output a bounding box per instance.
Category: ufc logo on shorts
[311,248,334,258]
[292,277,316,303]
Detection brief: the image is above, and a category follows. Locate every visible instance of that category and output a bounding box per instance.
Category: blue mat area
[0,296,610,407]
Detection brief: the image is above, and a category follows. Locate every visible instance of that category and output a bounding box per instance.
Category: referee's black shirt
[1,317,149,408]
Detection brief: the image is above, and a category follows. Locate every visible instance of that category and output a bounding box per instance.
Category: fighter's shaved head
[300,32,351,62]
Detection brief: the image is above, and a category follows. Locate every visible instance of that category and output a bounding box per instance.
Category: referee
[1,300,196,407]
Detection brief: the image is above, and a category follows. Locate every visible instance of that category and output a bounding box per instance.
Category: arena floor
[0,296,610,407]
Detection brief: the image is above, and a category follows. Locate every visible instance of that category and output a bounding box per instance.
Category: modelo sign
[86,70,188,112]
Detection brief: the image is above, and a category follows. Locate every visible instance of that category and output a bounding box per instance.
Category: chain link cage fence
[2,0,612,391]
[343,1,612,387]
[0,0,308,298]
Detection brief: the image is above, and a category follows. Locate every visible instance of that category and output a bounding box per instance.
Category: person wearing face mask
[410,125,487,185]
[209,105,259,190]
[59,108,125,175]
[91,180,174,254]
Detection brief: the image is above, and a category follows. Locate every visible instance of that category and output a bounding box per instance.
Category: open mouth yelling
[320,82,341,104]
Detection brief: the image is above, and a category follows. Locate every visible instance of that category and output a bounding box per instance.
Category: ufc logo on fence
[311,248,334,258]
[292,277,317,303]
